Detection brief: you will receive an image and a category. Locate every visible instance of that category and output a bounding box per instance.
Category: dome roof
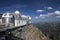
[15,11,20,14]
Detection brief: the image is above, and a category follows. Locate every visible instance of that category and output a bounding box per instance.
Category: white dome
[15,11,20,14]
[29,17,31,19]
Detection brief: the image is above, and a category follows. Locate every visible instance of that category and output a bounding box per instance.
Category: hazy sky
[0,0,60,23]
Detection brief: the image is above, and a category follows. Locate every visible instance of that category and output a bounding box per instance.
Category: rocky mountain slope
[34,22,60,40]
[12,24,50,40]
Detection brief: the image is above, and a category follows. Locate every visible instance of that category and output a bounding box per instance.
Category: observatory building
[0,11,31,27]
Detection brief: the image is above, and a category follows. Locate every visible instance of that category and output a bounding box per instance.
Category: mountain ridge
[12,24,50,40]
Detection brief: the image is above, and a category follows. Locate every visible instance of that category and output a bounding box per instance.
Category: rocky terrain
[12,24,50,40]
[34,22,60,40]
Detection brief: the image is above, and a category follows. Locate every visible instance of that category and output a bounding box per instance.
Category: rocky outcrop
[12,24,50,40]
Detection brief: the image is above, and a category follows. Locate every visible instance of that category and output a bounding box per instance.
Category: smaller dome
[15,11,20,14]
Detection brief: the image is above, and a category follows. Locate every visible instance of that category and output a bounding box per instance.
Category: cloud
[54,11,60,15]
[35,16,39,19]
[35,14,46,19]
[36,10,44,12]
[35,10,60,19]
[56,16,60,18]
[40,14,49,17]
[47,7,53,9]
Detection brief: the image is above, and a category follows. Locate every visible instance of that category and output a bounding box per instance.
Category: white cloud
[56,16,60,18]
[36,10,44,12]
[35,14,46,19]
[40,14,49,17]
[47,7,53,9]
[48,13,54,15]
[35,16,39,19]
[35,10,60,19]
[54,11,60,15]
[40,14,43,16]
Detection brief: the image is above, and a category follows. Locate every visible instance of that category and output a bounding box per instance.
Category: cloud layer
[35,10,60,19]
[47,7,53,10]
[36,10,44,12]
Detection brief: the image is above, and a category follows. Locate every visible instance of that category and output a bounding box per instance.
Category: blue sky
[0,0,60,23]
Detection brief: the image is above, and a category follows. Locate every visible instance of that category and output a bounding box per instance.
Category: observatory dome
[15,11,20,14]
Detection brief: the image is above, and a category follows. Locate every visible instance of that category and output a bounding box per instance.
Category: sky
[0,0,60,23]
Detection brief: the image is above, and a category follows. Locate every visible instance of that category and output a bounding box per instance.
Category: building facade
[1,11,31,27]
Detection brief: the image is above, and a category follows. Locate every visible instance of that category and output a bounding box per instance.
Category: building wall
[15,20,19,26]
[0,19,2,23]
[15,20,27,26]
[20,20,27,26]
